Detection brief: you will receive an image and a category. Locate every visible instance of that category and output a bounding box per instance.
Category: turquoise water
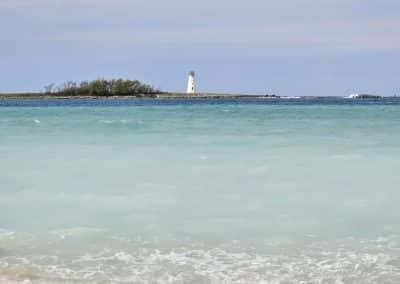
[1,98,400,283]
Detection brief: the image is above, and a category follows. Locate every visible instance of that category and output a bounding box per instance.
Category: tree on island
[45,79,159,96]
[43,83,55,94]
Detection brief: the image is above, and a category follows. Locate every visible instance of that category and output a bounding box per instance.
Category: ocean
[1,97,400,283]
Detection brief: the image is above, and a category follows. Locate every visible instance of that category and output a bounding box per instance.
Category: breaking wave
[2,235,400,283]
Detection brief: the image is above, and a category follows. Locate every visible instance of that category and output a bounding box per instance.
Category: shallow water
[1,98,400,283]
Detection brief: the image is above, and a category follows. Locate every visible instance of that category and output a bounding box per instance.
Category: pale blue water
[1,98,400,283]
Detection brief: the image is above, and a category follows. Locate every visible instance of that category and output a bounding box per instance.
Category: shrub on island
[44,79,158,96]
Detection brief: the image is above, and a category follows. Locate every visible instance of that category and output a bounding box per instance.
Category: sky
[1,0,400,96]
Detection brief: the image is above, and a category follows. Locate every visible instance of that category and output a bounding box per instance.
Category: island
[0,79,280,99]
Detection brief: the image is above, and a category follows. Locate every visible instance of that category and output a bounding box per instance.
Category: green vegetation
[44,79,159,96]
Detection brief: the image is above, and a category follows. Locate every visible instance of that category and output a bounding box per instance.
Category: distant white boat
[345,93,381,99]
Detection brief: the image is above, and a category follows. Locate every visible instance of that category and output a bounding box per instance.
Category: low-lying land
[0,92,277,99]
[1,79,389,99]
[0,78,277,99]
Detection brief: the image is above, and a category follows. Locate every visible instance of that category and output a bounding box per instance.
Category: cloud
[2,0,400,50]
[3,3,400,50]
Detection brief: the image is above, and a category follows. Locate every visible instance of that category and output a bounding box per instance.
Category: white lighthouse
[186,71,196,94]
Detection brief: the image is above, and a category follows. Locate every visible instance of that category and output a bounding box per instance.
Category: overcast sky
[1,0,399,95]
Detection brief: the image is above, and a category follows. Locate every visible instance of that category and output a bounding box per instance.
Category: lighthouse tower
[186,71,196,94]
